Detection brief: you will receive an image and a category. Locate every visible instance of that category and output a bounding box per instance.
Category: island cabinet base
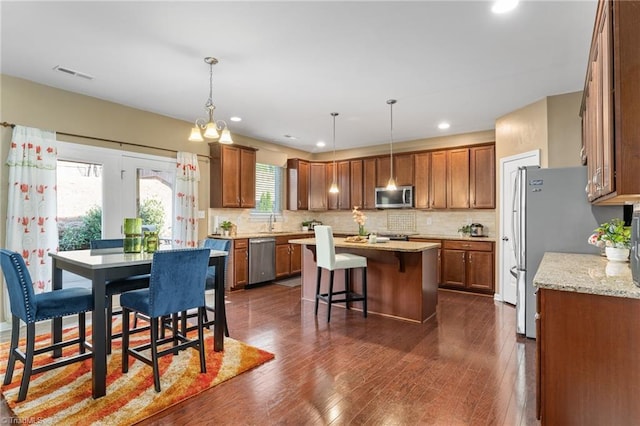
[300,245,438,323]
[538,289,640,425]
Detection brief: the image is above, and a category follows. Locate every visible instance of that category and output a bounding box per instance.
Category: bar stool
[314,225,367,322]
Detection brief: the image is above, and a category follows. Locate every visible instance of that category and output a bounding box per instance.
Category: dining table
[49,247,228,399]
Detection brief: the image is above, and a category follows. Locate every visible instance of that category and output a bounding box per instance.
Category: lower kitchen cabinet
[231,239,249,290]
[441,240,494,294]
[275,235,305,279]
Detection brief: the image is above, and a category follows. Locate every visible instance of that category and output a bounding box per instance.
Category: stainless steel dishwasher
[248,237,276,285]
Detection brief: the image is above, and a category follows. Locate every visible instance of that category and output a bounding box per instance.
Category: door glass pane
[56,160,103,251]
[136,168,173,246]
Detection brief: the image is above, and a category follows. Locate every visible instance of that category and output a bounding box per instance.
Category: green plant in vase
[220,221,233,235]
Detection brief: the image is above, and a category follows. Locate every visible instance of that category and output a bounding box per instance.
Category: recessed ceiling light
[230,116,242,122]
[492,0,519,14]
[438,122,451,130]
[316,141,326,148]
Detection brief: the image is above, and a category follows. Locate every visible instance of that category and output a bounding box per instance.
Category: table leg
[214,257,225,352]
[91,270,107,398]
[51,262,63,358]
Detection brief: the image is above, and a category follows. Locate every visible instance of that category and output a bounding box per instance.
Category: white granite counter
[534,252,640,299]
[289,237,439,253]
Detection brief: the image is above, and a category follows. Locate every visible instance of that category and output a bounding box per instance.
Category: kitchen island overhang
[289,238,441,323]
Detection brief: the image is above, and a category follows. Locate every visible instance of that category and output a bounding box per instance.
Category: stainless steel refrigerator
[514,166,622,338]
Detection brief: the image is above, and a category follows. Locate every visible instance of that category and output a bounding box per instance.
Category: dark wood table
[49,248,228,399]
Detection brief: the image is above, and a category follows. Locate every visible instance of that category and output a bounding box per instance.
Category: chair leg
[151,317,161,392]
[315,267,322,316]
[122,307,130,373]
[173,314,180,355]
[198,307,207,374]
[79,312,86,354]
[3,316,20,387]
[344,269,350,310]
[224,314,230,337]
[362,267,368,318]
[18,323,36,402]
[327,270,335,323]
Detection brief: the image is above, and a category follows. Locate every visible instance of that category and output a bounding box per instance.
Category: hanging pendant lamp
[329,112,339,194]
[386,99,397,190]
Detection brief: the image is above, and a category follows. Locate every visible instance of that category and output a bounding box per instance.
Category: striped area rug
[0,322,274,425]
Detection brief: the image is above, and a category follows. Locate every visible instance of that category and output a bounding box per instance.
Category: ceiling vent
[53,65,94,80]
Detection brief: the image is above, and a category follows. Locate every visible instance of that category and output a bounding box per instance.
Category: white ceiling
[1,1,597,153]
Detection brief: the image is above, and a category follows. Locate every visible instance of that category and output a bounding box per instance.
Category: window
[254,163,283,214]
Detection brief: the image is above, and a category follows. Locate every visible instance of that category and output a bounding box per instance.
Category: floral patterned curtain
[5,125,58,294]
[173,152,200,248]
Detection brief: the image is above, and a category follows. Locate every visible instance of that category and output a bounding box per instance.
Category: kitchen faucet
[268,214,275,232]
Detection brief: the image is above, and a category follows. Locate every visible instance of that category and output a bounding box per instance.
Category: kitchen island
[534,252,640,425]
[289,237,440,323]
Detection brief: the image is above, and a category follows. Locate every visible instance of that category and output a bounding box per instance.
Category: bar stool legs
[314,266,367,322]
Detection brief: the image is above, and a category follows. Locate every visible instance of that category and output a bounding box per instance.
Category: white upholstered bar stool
[314,225,368,322]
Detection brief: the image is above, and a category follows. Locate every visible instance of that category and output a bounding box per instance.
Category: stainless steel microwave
[375,186,413,208]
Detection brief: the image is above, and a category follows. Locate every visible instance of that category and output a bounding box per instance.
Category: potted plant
[590,218,631,261]
[302,220,312,232]
[458,224,472,238]
[220,220,233,236]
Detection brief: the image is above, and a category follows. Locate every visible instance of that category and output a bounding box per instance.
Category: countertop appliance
[470,223,484,237]
[248,237,276,285]
[375,186,413,209]
[514,166,622,338]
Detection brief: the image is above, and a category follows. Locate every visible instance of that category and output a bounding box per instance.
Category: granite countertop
[207,231,495,242]
[289,237,440,253]
[534,252,640,299]
[208,231,314,240]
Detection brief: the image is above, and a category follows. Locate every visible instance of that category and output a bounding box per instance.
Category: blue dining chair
[0,249,94,402]
[180,239,230,336]
[120,248,210,392]
[90,239,150,353]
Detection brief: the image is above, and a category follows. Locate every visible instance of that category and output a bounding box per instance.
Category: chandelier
[188,57,233,144]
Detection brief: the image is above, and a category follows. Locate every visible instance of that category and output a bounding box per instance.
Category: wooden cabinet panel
[410,238,441,284]
[327,160,351,210]
[350,160,363,209]
[442,249,466,288]
[363,158,377,209]
[327,162,337,210]
[414,152,431,209]
[290,243,302,274]
[376,156,390,188]
[376,154,414,188]
[441,239,494,294]
[275,244,292,279]
[466,250,494,292]
[430,151,448,209]
[232,239,248,289]
[447,148,470,208]
[309,162,327,211]
[470,145,495,209]
[275,235,305,279]
[211,145,256,208]
[287,159,309,210]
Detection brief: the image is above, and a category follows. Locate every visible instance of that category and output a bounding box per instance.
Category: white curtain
[5,125,58,293]
[173,152,200,248]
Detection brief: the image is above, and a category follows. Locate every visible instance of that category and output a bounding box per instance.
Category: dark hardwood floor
[1,284,539,425]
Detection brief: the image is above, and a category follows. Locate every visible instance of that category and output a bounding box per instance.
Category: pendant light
[328,112,340,194]
[386,99,397,190]
[188,56,234,144]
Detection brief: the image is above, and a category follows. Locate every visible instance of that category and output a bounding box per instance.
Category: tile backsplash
[209,208,496,238]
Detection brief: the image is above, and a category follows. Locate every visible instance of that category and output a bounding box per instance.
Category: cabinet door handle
[469,253,472,263]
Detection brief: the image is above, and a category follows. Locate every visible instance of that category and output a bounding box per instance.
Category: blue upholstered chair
[314,225,368,322]
[90,239,150,353]
[120,248,210,392]
[0,249,94,402]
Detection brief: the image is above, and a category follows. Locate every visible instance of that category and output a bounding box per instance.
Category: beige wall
[547,91,583,168]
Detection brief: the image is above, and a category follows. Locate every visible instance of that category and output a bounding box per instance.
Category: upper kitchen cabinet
[581,0,640,204]
[414,152,431,209]
[470,145,495,209]
[210,144,256,208]
[350,160,363,210]
[447,148,470,208]
[362,158,377,209]
[376,154,414,188]
[328,161,351,210]
[309,162,327,211]
[430,150,448,209]
[287,159,309,210]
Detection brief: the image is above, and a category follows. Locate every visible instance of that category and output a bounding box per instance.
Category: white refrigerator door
[514,167,527,335]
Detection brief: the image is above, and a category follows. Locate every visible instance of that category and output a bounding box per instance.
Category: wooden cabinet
[537,288,640,424]
[275,235,304,279]
[350,160,363,209]
[230,239,249,290]
[441,240,494,294]
[470,145,495,209]
[581,0,640,204]
[309,162,327,211]
[376,153,414,187]
[287,159,309,210]
[410,238,441,283]
[327,161,350,210]
[363,158,377,209]
[430,151,448,209]
[210,145,256,208]
[414,152,431,209]
[447,148,470,208]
